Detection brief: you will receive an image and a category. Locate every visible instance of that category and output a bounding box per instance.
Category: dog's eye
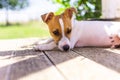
[66,28,71,34]
[53,30,60,36]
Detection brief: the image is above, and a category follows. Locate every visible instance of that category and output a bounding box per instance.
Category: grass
[0,21,50,39]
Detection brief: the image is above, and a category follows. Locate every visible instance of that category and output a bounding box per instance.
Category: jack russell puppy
[34,7,120,51]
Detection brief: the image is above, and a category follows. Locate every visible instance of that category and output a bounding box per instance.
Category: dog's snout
[63,45,69,51]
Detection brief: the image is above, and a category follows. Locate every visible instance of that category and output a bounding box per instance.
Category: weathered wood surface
[0,38,120,80]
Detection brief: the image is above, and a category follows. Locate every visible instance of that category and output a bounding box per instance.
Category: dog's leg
[34,38,57,51]
[35,38,54,45]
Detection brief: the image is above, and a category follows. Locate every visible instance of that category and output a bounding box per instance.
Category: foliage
[52,0,101,20]
[0,0,29,10]
[0,0,29,25]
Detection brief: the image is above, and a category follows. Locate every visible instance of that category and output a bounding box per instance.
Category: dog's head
[41,7,76,51]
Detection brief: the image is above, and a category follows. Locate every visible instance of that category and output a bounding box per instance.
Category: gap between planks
[43,51,68,80]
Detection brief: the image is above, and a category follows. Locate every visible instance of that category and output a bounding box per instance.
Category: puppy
[34,7,120,51]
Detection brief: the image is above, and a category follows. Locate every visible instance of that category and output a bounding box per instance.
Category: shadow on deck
[0,38,120,80]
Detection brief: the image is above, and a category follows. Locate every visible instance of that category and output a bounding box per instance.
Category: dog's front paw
[33,41,57,51]
[33,45,45,51]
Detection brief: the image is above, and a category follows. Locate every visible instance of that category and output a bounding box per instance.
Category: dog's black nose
[63,45,69,51]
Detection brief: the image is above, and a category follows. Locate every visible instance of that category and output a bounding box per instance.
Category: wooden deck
[0,38,120,80]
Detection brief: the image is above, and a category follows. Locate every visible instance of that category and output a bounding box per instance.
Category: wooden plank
[7,49,65,80]
[45,49,120,80]
[73,48,120,80]
[45,51,85,80]
[0,38,39,51]
[74,48,120,72]
[0,51,14,80]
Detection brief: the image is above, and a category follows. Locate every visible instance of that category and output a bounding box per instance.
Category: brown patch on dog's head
[41,12,54,23]
[61,7,76,38]
[63,7,77,19]
[41,13,62,44]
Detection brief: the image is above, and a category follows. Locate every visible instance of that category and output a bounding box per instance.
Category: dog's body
[70,21,120,48]
[34,8,120,51]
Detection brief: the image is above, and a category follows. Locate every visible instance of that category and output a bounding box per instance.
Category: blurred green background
[0,0,101,39]
[0,21,50,39]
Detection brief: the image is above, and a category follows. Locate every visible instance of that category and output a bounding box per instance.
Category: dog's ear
[41,12,54,23]
[64,7,77,19]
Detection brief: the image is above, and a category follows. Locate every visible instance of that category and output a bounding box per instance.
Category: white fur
[34,18,120,51]
[58,18,70,51]
[34,39,56,51]
[70,21,120,49]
